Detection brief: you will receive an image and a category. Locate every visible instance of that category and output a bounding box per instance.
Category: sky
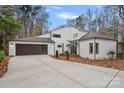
[46,5,102,30]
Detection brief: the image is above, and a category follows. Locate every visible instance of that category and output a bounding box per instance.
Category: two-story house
[9,25,117,60]
[39,26,87,55]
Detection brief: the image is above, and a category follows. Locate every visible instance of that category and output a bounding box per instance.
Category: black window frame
[57,45,62,48]
[89,43,93,54]
[53,34,61,38]
[95,43,99,54]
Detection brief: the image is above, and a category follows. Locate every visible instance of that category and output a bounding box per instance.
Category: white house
[79,32,117,60]
[9,25,117,60]
[39,26,87,54]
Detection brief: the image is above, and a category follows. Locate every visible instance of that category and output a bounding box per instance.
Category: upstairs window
[57,45,62,48]
[73,33,78,38]
[53,34,61,38]
[89,43,93,54]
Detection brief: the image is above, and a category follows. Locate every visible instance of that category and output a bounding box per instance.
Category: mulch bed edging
[0,57,10,78]
[51,55,124,70]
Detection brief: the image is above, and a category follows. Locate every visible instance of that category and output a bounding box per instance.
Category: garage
[9,37,55,56]
[16,44,48,55]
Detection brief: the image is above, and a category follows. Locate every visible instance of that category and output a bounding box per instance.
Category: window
[57,45,62,48]
[95,43,99,54]
[73,33,78,38]
[41,45,47,54]
[89,43,93,54]
[53,34,61,38]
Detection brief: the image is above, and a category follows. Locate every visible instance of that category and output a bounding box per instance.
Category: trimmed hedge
[66,51,69,60]
[0,50,4,63]
[56,50,59,58]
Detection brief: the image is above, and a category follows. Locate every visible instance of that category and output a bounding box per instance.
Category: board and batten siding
[79,38,117,60]
[9,41,55,56]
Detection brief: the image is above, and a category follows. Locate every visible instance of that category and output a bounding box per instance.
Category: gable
[51,26,81,34]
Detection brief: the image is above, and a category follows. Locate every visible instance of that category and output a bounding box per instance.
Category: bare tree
[15,5,49,37]
[86,9,93,31]
[119,5,124,20]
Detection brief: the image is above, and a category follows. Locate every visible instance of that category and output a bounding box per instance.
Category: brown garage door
[16,44,48,55]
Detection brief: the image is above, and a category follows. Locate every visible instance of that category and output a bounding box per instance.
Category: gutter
[79,42,80,56]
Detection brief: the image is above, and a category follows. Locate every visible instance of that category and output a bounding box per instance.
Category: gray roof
[11,37,55,43]
[79,32,116,41]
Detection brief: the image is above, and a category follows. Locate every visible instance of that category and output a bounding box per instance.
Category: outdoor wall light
[10,43,14,47]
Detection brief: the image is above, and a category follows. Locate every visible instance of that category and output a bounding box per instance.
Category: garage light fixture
[10,43,14,47]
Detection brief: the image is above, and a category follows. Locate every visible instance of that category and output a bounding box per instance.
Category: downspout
[94,38,96,60]
[116,32,118,59]
[79,41,80,56]
[116,39,118,59]
[54,43,55,56]
[62,43,64,54]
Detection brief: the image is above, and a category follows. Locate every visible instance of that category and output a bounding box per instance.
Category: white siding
[79,39,94,59]
[38,26,87,54]
[95,39,117,59]
[9,41,54,56]
[73,31,87,40]
[79,38,117,60]
[38,33,50,38]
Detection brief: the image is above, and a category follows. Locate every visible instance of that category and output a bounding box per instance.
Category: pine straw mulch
[51,55,124,70]
[0,56,10,77]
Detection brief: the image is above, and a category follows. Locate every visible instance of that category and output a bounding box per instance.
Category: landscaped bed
[0,56,10,77]
[51,55,124,70]
[0,49,10,78]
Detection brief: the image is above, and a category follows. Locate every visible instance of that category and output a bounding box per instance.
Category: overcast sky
[46,5,102,29]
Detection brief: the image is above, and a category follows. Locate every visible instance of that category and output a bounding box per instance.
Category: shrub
[0,50,4,63]
[107,50,115,60]
[117,53,124,59]
[56,50,59,58]
[66,51,69,60]
[63,51,68,54]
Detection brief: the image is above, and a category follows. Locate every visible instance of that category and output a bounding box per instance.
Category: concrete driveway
[0,55,123,88]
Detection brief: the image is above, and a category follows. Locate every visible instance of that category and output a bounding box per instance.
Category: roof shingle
[79,32,116,41]
[11,37,55,43]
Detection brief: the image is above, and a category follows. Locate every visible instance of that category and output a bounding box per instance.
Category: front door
[71,45,77,54]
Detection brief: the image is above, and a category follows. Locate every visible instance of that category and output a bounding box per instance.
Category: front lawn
[52,55,124,70]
